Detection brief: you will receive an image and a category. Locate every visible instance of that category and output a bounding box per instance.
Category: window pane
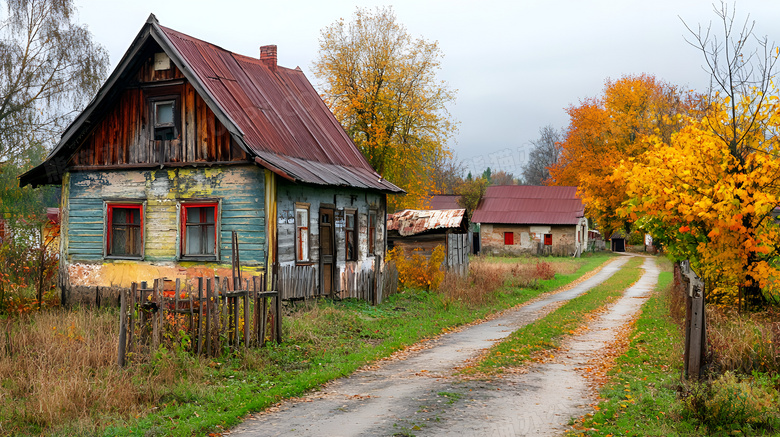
[111,226,127,255]
[156,102,174,125]
[204,224,215,253]
[186,225,201,255]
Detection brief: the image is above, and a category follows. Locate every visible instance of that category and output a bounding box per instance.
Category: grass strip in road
[566,268,684,436]
[469,256,645,374]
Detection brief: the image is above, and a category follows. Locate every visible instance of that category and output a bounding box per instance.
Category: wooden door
[319,208,335,296]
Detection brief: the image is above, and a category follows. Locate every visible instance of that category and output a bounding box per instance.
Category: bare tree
[522,125,562,185]
[428,148,465,195]
[0,0,108,163]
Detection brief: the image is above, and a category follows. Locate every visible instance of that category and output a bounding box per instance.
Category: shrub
[681,372,780,432]
[386,245,445,291]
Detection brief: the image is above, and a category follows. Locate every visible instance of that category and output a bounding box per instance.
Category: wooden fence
[445,233,469,276]
[117,274,280,367]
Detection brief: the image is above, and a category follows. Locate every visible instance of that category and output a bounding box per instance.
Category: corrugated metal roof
[20,16,403,193]
[471,185,584,225]
[159,25,401,192]
[427,195,462,210]
[387,209,466,236]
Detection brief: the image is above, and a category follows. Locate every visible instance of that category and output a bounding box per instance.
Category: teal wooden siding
[66,165,266,265]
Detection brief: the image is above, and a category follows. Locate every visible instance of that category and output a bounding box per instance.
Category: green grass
[567,266,688,436]
[471,256,644,374]
[94,253,616,436]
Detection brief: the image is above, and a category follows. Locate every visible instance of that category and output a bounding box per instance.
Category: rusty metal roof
[386,209,466,236]
[20,16,403,193]
[427,195,462,210]
[471,185,584,225]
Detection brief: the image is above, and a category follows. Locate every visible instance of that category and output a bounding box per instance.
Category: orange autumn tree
[313,6,457,211]
[549,74,694,238]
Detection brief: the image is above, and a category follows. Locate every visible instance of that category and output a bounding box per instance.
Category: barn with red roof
[471,185,588,256]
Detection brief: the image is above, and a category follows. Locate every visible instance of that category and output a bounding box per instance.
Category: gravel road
[227,254,657,437]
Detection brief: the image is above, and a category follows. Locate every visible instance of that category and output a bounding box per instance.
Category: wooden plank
[206,277,212,357]
[117,287,128,367]
[197,277,203,355]
[152,279,160,351]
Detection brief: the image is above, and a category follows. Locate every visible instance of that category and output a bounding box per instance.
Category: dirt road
[227,254,658,436]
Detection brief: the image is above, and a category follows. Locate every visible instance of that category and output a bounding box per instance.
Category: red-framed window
[504,231,514,245]
[106,203,143,258]
[345,210,357,261]
[181,202,218,258]
[544,233,553,246]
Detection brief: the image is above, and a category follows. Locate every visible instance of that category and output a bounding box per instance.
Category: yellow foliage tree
[313,6,457,211]
[619,4,780,309]
[617,90,780,307]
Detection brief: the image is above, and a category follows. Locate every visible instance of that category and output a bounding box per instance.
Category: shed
[386,208,469,272]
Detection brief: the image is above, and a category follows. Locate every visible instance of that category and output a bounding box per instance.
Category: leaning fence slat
[117,287,128,367]
[128,282,136,353]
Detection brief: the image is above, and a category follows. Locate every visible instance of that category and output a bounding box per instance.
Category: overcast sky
[74,0,780,178]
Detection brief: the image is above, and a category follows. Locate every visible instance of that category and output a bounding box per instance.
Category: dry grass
[0,308,204,435]
[437,256,564,307]
[706,307,780,375]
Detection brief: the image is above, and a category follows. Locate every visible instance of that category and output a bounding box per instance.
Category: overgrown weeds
[437,256,559,307]
[0,253,613,436]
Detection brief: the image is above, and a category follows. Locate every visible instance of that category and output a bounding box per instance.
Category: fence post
[117,287,128,367]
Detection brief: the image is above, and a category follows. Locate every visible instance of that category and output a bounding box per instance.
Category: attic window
[154,52,171,71]
[154,99,177,141]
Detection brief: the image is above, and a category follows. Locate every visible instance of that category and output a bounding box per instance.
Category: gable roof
[471,185,584,225]
[20,15,402,193]
[427,195,462,210]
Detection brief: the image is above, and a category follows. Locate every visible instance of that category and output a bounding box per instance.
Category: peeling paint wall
[480,223,580,256]
[62,165,265,290]
[275,181,386,293]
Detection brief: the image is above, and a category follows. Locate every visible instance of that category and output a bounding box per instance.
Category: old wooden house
[471,186,588,256]
[20,15,402,304]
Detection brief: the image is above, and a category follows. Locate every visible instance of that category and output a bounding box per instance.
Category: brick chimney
[260,45,277,71]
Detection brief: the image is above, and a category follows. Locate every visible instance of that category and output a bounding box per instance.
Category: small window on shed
[345,210,357,261]
[544,233,553,246]
[504,232,513,245]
